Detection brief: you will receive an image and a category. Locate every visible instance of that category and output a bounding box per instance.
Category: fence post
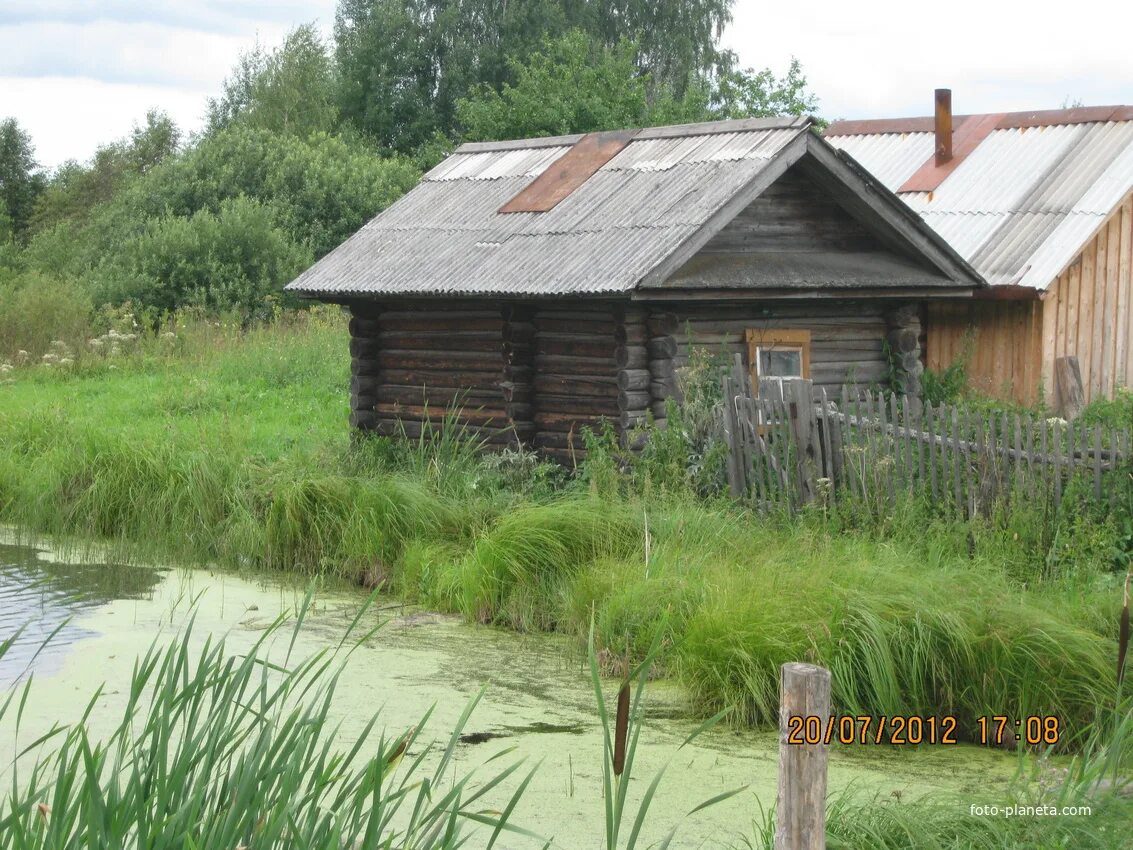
[1054,356,1085,421]
[775,663,831,850]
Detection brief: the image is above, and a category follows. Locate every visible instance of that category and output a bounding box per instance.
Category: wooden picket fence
[719,358,1130,516]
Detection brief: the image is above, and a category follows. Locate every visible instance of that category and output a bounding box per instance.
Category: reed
[587,619,742,850]
[0,594,537,849]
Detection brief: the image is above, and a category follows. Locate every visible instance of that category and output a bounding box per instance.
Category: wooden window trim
[744,328,812,393]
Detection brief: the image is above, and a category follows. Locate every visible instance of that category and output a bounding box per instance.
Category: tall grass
[0,595,538,848]
[0,313,1127,750]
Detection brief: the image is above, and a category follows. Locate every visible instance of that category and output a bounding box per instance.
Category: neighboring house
[285,117,981,459]
[826,102,1133,408]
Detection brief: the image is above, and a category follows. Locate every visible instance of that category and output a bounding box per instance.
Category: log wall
[530,303,636,462]
[663,302,893,396]
[348,302,523,447]
[349,299,910,457]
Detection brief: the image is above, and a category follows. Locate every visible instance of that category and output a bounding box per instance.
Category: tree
[710,57,819,120]
[0,118,45,240]
[457,33,818,141]
[207,24,338,138]
[334,0,737,153]
[457,32,653,140]
[30,110,180,234]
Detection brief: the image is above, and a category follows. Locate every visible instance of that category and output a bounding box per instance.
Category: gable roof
[285,117,982,300]
[825,106,1133,289]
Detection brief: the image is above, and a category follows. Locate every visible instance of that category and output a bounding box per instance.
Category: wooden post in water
[775,663,831,850]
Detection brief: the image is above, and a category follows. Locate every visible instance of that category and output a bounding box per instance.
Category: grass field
[0,310,1129,748]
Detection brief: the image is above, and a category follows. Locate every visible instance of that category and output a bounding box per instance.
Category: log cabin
[826,95,1133,409]
[285,116,983,460]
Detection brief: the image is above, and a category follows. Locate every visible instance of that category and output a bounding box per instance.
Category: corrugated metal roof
[827,111,1133,288]
[287,119,815,297]
[286,116,978,298]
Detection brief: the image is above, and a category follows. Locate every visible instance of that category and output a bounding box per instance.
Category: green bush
[87,197,311,317]
[0,271,92,361]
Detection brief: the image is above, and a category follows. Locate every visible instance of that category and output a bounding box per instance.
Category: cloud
[0,76,209,170]
[3,0,1130,170]
[0,21,252,88]
[0,1,336,36]
[723,0,1133,119]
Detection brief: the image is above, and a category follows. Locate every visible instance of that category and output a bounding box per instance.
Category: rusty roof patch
[899,112,1004,193]
[499,129,639,213]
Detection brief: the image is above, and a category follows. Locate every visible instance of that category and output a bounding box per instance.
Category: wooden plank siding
[1043,192,1133,404]
[926,300,1044,406]
[926,191,1133,407]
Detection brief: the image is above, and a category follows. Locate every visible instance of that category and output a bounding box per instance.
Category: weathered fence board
[719,377,1128,517]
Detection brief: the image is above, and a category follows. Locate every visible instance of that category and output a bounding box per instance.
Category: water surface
[0,535,1028,847]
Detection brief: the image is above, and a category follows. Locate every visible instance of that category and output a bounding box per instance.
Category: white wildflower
[41,352,58,363]
[59,358,74,366]
[161,331,176,340]
[108,364,118,370]
[16,350,29,362]
[0,364,12,374]
[109,344,121,357]
[89,338,103,348]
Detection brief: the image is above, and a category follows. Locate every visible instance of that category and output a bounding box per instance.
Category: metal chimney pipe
[935,88,953,165]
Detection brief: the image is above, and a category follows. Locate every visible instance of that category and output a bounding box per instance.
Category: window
[745,329,811,396]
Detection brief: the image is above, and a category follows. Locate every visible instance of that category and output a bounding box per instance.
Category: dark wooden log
[614,324,648,345]
[618,390,651,412]
[647,313,678,336]
[351,356,381,377]
[537,395,622,415]
[616,369,651,391]
[373,418,525,442]
[349,410,378,430]
[538,337,616,358]
[377,350,505,369]
[350,374,381,395]
[535,374,618,395]
[647,336,677,359]
[534,317,617,335]
[615,346,648,369]
[349,337,381,358]
[379,309,501,321]
[539,447,587,465]
[375,403,509,424]
[349,316,381,337]
[506,403,533,421]
[378,334,504,353]
[377,316,505,333]
[650,400,669,419]
[649,358,675,380]
[534,354,617,371]
[352,393,378,411]
[532,432,589,450]
[378,385,504,406]
[535,412,617,433]
[377,368,504,387]
[534,308,619,321]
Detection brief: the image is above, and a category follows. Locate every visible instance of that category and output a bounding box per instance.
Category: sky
[2,0,1131,170]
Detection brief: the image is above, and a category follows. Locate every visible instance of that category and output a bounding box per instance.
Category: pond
[0,535,1029,847]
